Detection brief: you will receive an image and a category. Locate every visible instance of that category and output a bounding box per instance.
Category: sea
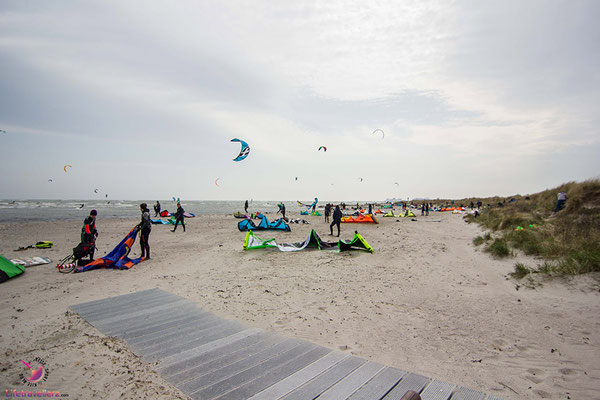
[0,200,335,223]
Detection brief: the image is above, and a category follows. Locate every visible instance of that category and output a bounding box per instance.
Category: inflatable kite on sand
[75,227,144,272]
[341,214,379,224]
[243,229,373,253]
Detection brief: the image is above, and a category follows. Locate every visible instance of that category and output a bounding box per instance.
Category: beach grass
[464,178,600,276]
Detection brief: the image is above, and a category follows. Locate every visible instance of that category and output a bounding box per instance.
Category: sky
[1,0,599,201]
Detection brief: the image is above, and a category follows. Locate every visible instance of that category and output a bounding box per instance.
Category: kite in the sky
[372,129,384,139]
[295,177,298,181]
[358,177,363,182]
[94,189,99,193]
[318,146,327,152]
[215,178,220,187]
[48,179,53,183]
[105,194,108,198]
[394,182,399,186]
[231,138,250,162]
[64,164,72,173]
[0,129,6,134]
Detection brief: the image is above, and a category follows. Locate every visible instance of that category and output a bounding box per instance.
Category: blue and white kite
[231,138,250,162]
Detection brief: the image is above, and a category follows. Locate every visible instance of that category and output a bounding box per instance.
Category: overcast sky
[1,1,598,201]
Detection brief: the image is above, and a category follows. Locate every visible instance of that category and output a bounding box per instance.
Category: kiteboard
[10,257,52,268]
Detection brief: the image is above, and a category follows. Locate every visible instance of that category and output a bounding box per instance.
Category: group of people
[76,200,190,265]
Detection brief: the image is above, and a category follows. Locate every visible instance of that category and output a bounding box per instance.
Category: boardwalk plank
[316,361,386,400]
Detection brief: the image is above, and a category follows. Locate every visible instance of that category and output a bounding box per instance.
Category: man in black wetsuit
[154,201,161,217]
[137,203,152,259]
[276,202,286,220]
[330,205,342,237]
[244,200,249,213]
[81,209,98,261]
[171,203,186,232]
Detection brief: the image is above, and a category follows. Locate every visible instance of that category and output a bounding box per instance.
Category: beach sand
[1,213,598,399]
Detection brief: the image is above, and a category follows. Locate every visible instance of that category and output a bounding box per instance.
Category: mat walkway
[70,288,502,400]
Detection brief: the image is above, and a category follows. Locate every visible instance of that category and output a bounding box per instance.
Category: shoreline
[1,214,599,399]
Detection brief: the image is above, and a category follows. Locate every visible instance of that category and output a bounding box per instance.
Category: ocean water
[0,200,328,222]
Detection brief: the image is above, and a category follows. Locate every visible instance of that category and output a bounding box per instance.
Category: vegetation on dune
[464,179,600,278]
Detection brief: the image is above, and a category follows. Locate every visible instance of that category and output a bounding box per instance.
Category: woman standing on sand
[137,203,151,259]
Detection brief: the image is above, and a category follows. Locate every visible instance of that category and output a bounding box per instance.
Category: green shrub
[485,238,511,258]
[473,236,485,246]
[510,263,531,279]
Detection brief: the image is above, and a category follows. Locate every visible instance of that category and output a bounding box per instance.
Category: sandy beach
[1,212,598,399]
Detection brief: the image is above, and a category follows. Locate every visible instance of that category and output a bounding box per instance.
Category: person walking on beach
[330,205,342,237]
[244,200,249,213]
[137,203,151,259]
[154,200,161,217]
[81,209,98,261]
[171,203,186,232]
[425,202,429,216]
[324,203,331,223]
[552,191,567,216]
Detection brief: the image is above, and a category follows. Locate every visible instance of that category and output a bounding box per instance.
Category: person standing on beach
[244,200,249,213]
[425,202,429,216]
[154,201,161,217]
[81,209,98,261]
[324,203,331,223]
[330,205,342,237]
[137,203,151,259]
[171,203,186,232]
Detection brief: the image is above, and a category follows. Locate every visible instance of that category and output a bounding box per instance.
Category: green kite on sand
[243,229,373,253]
[0,254,26,283]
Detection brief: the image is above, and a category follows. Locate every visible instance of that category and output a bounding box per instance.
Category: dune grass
[463,179,600,277]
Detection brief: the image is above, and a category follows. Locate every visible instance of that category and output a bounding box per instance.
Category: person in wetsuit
[330,205,342,237]
[244,200,249,213]
[276,202,286,220]
[137,203,151,259]
[81,209,98,261]
[171,203,186,232]
[154,201,161,217]
[324,203,331,223]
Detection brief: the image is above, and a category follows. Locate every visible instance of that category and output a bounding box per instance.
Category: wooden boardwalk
[70,288,502,400]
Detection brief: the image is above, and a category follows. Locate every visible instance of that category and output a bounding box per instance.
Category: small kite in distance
[0,129,6,134]
[63,164,72,173]
[48,179,53,183]
[394,182,399,186]
[372,129,384,139]
[231,138,250,162]
[318,146,327,152]
[215,178,220,187]
[94,189,99,193]
[358,177,363,182]
[295,177,298,181]
[105,194,108,198]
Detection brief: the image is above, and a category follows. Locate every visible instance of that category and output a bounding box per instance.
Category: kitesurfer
[324,203,331,223]
[81,210,98,261]
[276,202,286,220]
[154,201,161,217]
[330,205,342,237]
[245,200,249,213]
[171,203,186,232]
[137,203,151,259]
